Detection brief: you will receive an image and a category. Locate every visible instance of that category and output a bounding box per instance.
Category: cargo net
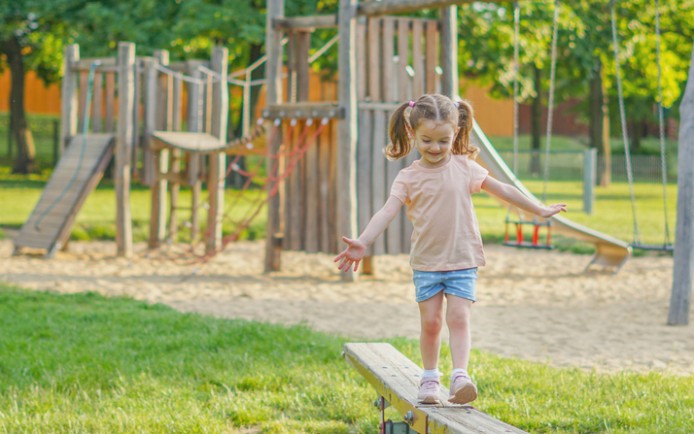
[145,117,329,264]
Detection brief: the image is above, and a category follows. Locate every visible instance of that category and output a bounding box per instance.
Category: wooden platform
[344,343,528,434]
[14,134,115,257]
[151,131,224,153]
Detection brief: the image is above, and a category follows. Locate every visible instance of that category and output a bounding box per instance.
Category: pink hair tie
[408,100,416,108]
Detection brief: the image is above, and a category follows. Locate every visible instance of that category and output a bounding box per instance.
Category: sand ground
[2,238,692,376]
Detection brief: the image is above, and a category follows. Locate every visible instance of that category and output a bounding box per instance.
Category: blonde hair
[386,94,478,160]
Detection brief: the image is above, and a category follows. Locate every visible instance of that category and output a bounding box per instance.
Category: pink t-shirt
[390,155,489,271]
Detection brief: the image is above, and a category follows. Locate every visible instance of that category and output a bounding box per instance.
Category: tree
[0,1,78,173]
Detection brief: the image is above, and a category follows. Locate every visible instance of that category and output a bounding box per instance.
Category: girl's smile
[414,120,460,168]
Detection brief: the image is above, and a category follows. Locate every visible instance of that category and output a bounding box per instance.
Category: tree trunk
[530,64,542,176]
[628,119,641,152]
[3,35,36,174]
[588,60,603,150]
[589,58,612,186]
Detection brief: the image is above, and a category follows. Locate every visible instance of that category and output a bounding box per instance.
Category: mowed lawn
[0,166,678,251]
[0,286,692,433]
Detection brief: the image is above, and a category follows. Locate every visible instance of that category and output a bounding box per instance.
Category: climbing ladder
[13,134,115,257]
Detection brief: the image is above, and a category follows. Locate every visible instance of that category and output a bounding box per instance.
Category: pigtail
[386,102,414,160]
[452,99,479,158]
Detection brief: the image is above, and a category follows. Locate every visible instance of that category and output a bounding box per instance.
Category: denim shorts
[413,268,478,303]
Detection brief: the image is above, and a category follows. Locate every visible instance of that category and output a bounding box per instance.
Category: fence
[497,150,677,184]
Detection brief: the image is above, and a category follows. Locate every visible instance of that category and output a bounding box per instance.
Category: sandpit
[1,238,692,376]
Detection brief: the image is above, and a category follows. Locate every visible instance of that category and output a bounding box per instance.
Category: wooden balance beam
[343,343,528,434]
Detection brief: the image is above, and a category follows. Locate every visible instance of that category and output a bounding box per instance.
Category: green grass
[0,166,266,244]
[0,166,676,254]
[0,285,692,433]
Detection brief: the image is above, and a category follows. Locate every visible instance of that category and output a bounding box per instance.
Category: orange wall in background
[0,71,62,114]
[461,79,513,137]
[0,69,514,137]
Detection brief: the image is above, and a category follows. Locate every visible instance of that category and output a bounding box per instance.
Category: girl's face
[412,119,459,168]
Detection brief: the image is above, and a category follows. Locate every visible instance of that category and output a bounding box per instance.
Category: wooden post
[668,46,694,326]
[169,72,183,242]
[60,44,79,153]
[583,148,596,215]
[144,57,160,248]
[265,0,285,272]
[337,0,359,281]
[187,61,204,244]
[116,42,135,257]
[205,46,229,255]
[440,5,458,98]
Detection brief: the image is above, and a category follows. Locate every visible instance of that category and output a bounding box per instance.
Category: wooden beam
[668,44,694,326]
[262,102,344,120]
[344,343,529,433]
[205,46,229,256]
[60,44,79,153]
[265,0,285,272]
[358,0,475,16]
[115,42,135,258]
[273,15,337,30]
[440,5,458,97]
[337,0,359,281]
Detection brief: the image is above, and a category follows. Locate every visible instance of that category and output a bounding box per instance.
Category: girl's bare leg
[418,292,445,370]
[445,295,473,370]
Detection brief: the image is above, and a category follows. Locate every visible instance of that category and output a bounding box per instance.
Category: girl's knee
[421,315,443,335]
[446,309,471,331]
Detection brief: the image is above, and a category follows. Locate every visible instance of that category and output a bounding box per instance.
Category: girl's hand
[540,203,568,218]
[333,236,367,272]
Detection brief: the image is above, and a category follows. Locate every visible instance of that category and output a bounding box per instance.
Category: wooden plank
[262,102,344,120]
[187,62,204,243]
[206,46,229,255]
[383,17,402,254]
[104,72,116,132]
[356,19,373,258]
[274,15,337,30]
[336,0,359,278]
[91,73,102,132]
[60,45,79,152]
[116,42,135,257]
[369,17,386,256]
[440,6,458,97]
[304,121,320,253]
[398,18,411,100]
[358,0,478,16]
[400,19,416,254]
[78,70,88,134]
[169,74,183,242]
[412,20,425,97]
[132,61,142,181]
[144,58,164,248]
[425,20,438,93]
[344,343,528,434]
[318,117,331,253]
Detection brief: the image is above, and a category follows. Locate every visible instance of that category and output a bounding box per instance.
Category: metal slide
[471,122,632,271]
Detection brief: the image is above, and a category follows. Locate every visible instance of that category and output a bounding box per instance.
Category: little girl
[334,94,566,405]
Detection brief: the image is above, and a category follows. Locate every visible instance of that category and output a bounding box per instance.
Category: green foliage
[0,286,692,433]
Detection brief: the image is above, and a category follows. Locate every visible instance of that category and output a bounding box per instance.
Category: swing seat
[503,218,553,250]
[629,242,674,253]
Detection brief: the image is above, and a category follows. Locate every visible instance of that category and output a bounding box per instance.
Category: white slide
[471,122,632,271]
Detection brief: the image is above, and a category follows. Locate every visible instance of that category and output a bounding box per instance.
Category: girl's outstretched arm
[481,176,567,218]
[334,195,404,272]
